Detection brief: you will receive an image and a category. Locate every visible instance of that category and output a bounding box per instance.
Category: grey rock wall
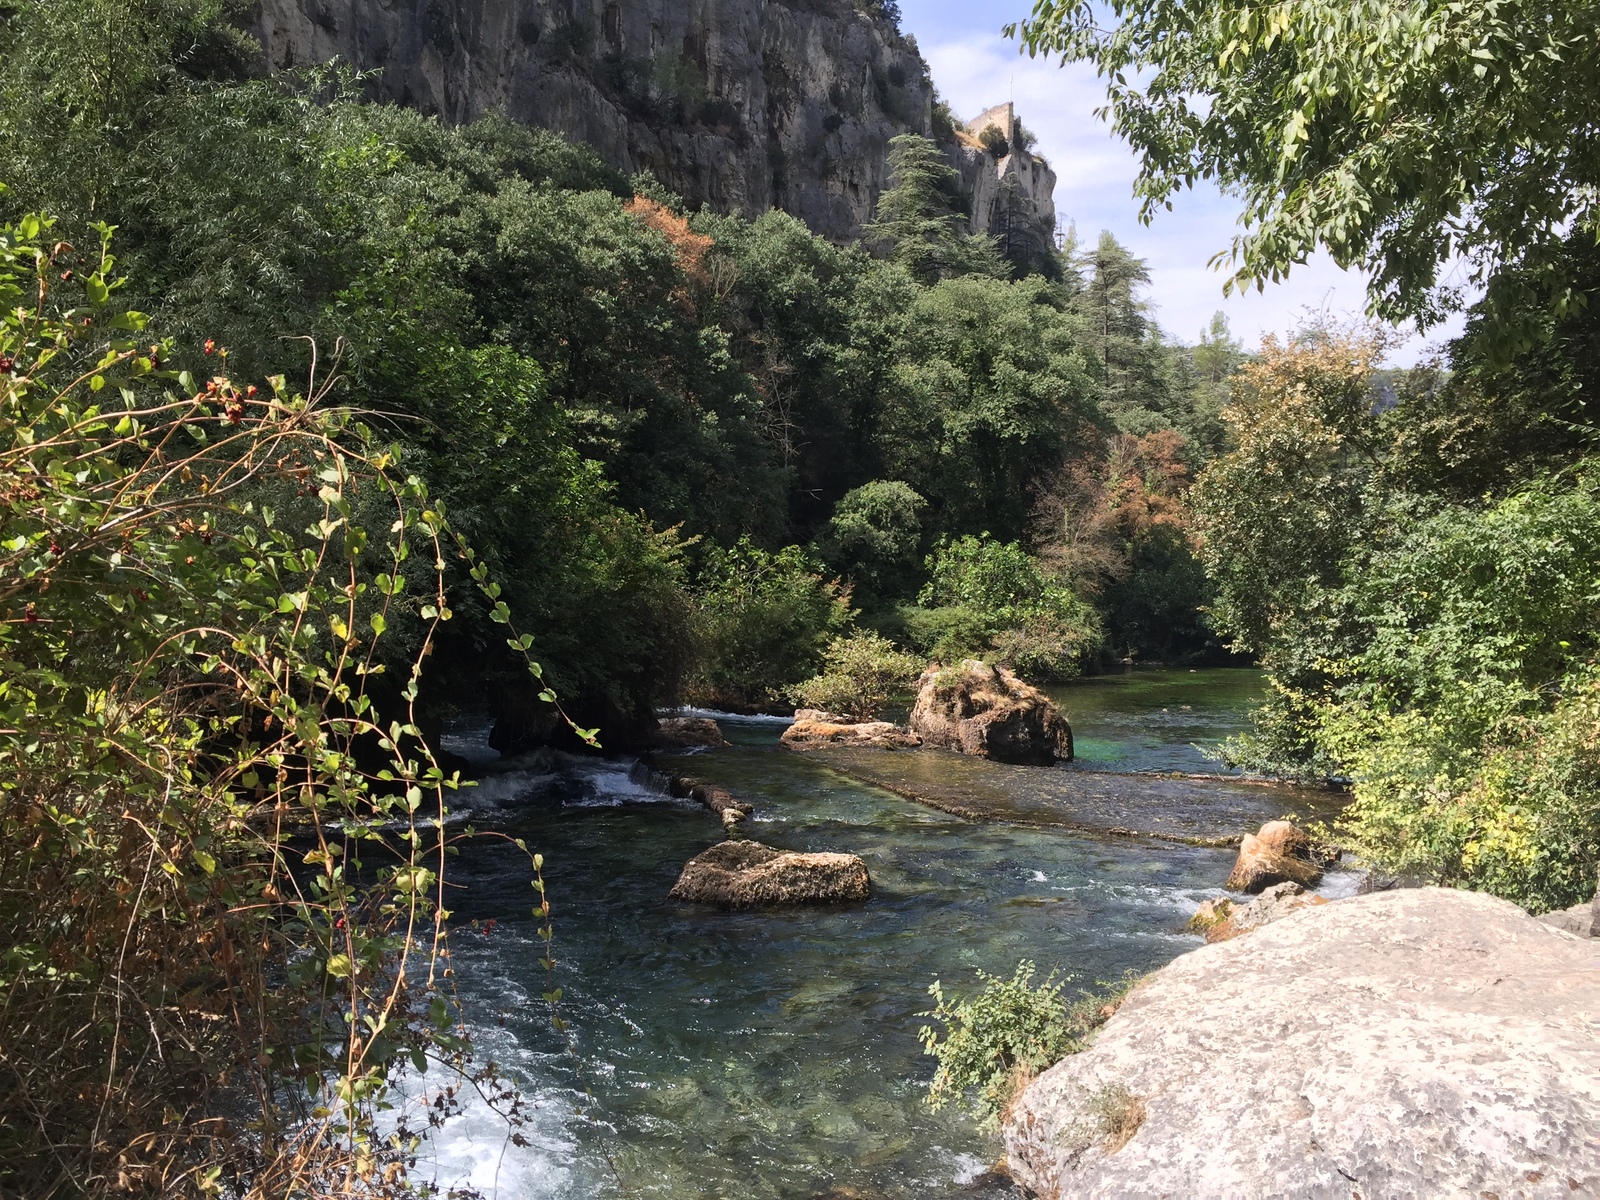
[255,0,1056,247]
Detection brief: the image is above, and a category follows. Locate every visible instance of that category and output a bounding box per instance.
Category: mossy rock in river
[909,660,1073,765]
[668,841,870,908]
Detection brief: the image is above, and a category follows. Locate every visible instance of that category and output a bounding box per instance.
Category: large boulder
[908,661,1072,766]
[668,841,870,908]
[780,710,921,750]
[1004,888,1600,1199]
[1224,819,1323,893]
[653,716,729,749]
[1540,897,1599,938]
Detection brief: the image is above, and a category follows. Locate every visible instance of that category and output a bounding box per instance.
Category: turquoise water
[1047,667,1268,774]
[420,669,1341,1198]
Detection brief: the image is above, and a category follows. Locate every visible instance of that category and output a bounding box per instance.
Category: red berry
[0,355,14,373]
[204,339,215,355]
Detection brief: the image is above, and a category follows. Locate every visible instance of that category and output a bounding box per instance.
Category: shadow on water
[418,669,1349,1199]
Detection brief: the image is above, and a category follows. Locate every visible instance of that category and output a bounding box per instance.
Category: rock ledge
[1005,887,1600,1198]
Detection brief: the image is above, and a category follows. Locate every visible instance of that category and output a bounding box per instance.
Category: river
[419,668,1350,1198]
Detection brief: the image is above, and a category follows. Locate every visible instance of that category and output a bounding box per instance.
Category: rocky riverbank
[1003,887,1600,1198]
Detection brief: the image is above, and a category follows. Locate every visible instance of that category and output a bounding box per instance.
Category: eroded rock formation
[1005,888,1600,1198]
[909,660,1073,765]
[254,0,1055,247]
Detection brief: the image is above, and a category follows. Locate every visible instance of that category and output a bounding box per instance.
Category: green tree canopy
[1010,0,1600,342]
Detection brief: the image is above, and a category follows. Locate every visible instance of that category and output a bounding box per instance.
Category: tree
[866,134,1009,284]
[1010,0,1600,343]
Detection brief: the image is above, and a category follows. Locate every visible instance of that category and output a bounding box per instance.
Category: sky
[899,0,1466,365]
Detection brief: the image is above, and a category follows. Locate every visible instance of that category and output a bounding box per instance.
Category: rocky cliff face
[255,0,1056,248]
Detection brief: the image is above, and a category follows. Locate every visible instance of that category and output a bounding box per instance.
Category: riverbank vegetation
[7,0,1600,1185]
[1016,0,1600,912]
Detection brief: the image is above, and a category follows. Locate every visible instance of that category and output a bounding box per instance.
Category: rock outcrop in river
[781,709,920,749]
[669,840,870,906]
[252,0,1056,251]
[1004,887,1600,1198]
[1223,819,1324,893]
[910,661,1073,765]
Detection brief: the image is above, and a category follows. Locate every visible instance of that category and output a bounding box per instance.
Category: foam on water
[662,705,794,726]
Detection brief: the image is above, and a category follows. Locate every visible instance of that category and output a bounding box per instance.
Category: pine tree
[865,134,965,284]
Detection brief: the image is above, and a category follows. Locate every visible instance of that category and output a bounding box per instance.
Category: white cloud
[917,35,1465,365]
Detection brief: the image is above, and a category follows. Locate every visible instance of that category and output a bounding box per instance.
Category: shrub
[0,209,561,1193]
[687,539,852,710]
[919,961,1136,1124]
[789,631,923,720]
[905,534,1101,680]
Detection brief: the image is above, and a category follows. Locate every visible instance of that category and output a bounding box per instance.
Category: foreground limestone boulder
[909,661,1072,766]
[668,841,870,908]
[1224,819,1323,893]
[1005,888,1600,1199]
[780,709,921,750]
[653,716,729,749]
[1538,875,1598,937]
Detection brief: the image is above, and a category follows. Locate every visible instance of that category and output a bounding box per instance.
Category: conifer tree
[866,133,966,283]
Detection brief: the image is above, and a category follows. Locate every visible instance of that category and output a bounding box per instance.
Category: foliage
[819,479,927,600]
[0,210,563,1194]
[1039,431,1213,660]
[788,631,923,720]
[864,134,969,284]
[687,539,853,710]
[1190,327,1387,656]
[883,275,1097,542]
[1316,478,1600,910]
[919,962,1135,1124]
[908,534,1101,680]
[1009,0,1600,344]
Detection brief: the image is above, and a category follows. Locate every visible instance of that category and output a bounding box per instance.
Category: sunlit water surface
[420,669,1348,1198]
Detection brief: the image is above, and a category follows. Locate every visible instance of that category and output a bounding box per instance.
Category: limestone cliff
[255,0,1056,250]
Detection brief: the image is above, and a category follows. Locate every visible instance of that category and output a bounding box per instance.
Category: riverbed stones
[668,841,870,908]
[1003,887,1600,1199]
[908,661,1073,766]
[781,710,921,750]
[653,716,729,749]
[1224,819,1323,893]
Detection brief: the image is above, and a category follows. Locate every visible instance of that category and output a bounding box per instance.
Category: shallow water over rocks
[420,669,1351,1198]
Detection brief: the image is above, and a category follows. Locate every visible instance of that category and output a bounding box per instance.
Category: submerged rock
[667,776,752,825]
[668,840,870,908]
[1189,881,1327,943]
[653,716,730,749]
[908,661,1072,766]
[781,710,921,750]
[1005,887,1600,1198]
[1224,819,1323,893]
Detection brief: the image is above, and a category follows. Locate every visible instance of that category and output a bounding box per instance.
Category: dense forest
[2,0,1597,1192]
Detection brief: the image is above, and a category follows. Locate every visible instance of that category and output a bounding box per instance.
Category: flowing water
[420,669,1350,1198]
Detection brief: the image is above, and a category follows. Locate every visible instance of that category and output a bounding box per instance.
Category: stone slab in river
[1005,887,1600,1198]
[668,840,869,908]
